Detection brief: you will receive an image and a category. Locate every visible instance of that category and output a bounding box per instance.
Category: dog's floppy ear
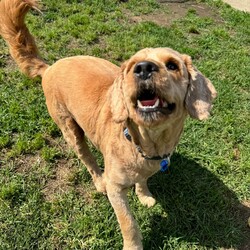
[110,65,129,123]
[183,55,217,120]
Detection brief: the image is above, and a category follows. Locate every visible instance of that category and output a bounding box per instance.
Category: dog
[0,0,217,249]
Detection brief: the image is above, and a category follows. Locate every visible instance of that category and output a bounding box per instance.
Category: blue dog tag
[160,158,169,172]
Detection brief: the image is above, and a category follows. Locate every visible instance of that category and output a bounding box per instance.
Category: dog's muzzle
[133,61,176,119]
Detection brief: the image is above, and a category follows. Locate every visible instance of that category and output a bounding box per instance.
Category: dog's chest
[125,156,162,182]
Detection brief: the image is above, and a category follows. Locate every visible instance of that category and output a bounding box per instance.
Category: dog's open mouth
[136,88,176,115]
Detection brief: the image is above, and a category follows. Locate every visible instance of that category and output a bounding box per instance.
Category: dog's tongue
[141,97,158,106]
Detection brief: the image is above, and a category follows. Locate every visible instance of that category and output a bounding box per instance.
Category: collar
[123,128,170,172]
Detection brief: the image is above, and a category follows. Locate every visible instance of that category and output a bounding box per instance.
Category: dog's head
[111,48,217,127]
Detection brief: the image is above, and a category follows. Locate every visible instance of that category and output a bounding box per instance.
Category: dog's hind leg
[51,110,106,193]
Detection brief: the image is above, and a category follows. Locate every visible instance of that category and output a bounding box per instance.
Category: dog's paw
[123,246,143,250]
[138,195,156,208]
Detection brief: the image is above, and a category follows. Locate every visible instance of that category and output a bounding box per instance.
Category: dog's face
[111,48,217,127]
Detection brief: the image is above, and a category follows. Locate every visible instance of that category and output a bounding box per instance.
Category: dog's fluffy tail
[0,0,48,78]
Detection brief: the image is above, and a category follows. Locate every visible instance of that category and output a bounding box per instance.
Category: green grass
[0,0,249,249]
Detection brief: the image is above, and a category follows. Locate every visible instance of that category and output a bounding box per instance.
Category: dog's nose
[134,61,159,80]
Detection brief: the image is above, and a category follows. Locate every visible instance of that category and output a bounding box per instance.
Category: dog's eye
[166,61,178,71]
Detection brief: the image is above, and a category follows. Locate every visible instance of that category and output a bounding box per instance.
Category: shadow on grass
[145,153,249,249]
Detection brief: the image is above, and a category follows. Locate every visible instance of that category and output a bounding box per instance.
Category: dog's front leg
[135,180,156,208]
[106,183,143,250]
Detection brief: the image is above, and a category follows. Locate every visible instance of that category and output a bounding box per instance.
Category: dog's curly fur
[0,1,217,249]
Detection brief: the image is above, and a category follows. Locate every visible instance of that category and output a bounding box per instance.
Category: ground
[133,1,224,26]
[44,1,250,248]
[0,0,250,250]
[223,0,250,12]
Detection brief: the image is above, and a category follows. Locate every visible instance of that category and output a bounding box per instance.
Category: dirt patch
[42,159,77,201]
[0,54,18,71]
[128,1,223,27]
[14,154,44,173]
[42,158,96,203]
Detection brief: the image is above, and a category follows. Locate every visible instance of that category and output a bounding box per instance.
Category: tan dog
[0,0,217,249]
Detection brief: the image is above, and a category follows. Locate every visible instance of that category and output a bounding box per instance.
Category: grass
[0,0,249,249]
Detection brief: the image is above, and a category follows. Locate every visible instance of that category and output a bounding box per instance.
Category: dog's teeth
[154,98,160,108]
[163,101,168,108]
[137,100,144,108]
[137,98,160,109]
